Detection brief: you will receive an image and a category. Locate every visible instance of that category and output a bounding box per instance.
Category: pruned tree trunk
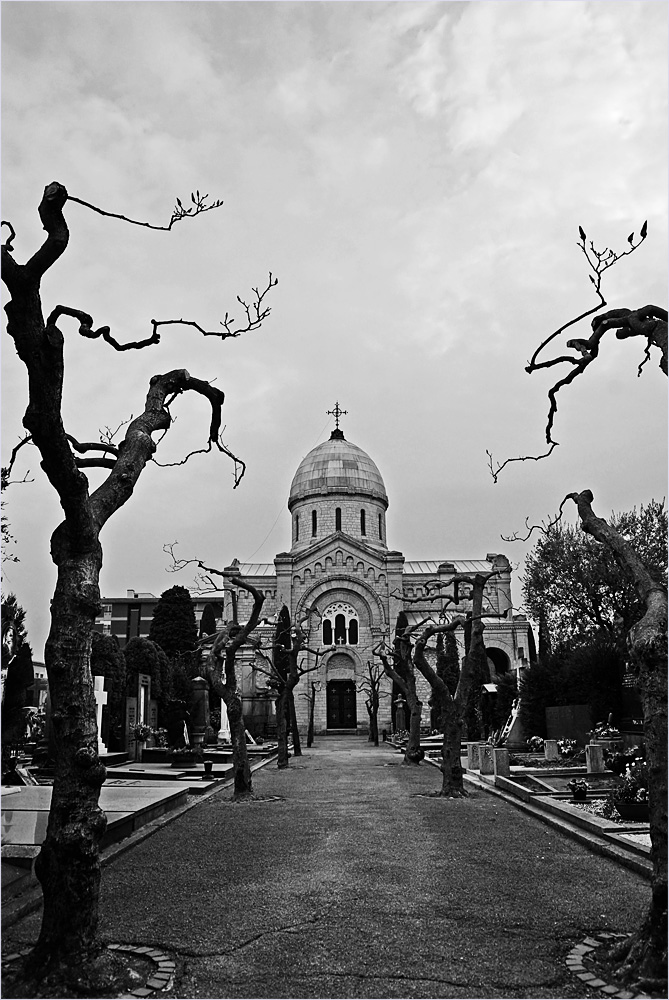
[569,490,667,988]
[288,689,302,756]
[223,688,253,797]
[404,681,423,763]
[276,687,290,769]
[1,181,248,979]
[306,683,316,748]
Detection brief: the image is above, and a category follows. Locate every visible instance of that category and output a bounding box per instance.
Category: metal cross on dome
[327,401,348,431]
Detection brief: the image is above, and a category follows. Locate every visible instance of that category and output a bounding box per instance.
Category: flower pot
[134,740,146,762]
[614,801,649,822]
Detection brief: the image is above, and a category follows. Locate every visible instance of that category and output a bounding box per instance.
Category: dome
[288,431,388,511]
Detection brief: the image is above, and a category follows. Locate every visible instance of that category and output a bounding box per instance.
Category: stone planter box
[615,801,649,822]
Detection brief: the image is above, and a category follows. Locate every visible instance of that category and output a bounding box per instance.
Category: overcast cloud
[2,0,667,657]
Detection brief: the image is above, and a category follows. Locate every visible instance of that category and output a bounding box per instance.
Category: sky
[2,0,667,659]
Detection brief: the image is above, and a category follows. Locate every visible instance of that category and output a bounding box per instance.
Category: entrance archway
[327,679,357,730]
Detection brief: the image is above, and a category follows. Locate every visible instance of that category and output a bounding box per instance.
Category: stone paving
[2,736,655,999]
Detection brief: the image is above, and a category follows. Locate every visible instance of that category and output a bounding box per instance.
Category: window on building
[360,509,366,535]
[101,622,112,635]
[335,507,342,532]
[102,604,112,618]
[378,513,383,540]
[322,602,359,646]
[295,514,299,541]
[127,605,141,641]
[312,510,317,536]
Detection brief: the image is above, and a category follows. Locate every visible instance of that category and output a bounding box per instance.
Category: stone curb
[565,933,653,999]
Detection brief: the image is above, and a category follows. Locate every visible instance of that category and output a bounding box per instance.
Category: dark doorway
[327,680,357,729]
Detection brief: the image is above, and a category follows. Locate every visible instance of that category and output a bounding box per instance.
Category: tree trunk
[32,543,107,971]
[222,689,253,799]
[404,680,423,764]
[288,689,302,756]
[306,683,315,748]
[275,690,290,768]
[439,696,467,797]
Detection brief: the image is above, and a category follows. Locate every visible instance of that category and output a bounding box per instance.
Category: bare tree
[487,224,666,481]
[374,610,425,764]
[256,607,324,769]
[0,182,274,981]
[202,573,266,798]
[411,572,500,796]
[358,661,387,746]
[566,491,667,990]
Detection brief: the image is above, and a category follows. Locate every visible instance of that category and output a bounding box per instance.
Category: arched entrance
[327,679,357,730]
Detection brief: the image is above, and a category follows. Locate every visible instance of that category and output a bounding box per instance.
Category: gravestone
[479,743,494,775]
[586,743,605,773]
[544,739,559,762]
[218,700,231,744]
[466,743,480,770]
[493,747,511,778]
[93,676,108,755]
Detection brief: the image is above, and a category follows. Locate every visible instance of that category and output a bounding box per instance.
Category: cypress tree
[199,603,219,638]
[149,585,198,659]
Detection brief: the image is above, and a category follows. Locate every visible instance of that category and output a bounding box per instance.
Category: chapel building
[214,414,532,737]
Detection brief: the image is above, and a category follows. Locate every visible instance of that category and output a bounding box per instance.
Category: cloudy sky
[2,0,667,657]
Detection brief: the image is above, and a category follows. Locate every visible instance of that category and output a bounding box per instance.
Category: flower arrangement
[167,744,204,760]
[567,777,589,799]
[605,745,645,776]
[557,738,577,758]
[130,723,154,742]
[591,721,621,739]
[526,736,545,752]
[612,761,648,803]
[152,727,168,748]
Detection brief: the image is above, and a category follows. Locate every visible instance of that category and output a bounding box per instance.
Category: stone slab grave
[518,771,620,796]
[1,782,188,857]
[105,762,233,792]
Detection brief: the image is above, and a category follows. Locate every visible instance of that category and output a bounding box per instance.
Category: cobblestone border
[1,943,176,997]
[566,933,652,999]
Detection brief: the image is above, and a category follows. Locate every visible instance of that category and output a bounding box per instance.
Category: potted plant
[526,735,545,753]
[613,761,649,821]
[130,723,154,761]
[567,777,589,801]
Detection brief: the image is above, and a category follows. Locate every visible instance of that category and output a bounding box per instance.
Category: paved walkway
[4,737,650,998]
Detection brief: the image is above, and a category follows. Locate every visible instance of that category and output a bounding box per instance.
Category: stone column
[218,699,231,744]
[544,739,559,762]
[466,743,480,770]
[190,677,209,747]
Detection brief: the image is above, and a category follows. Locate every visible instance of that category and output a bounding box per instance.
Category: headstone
[479,743,494,775]
[218,700,231,744]
[544,739,559,762]
[493,747,511,778]
[586,743,605,773]
[466,742,480,770]
[93,676,108,755]
[395,697,406,733]
[125,697,138,751]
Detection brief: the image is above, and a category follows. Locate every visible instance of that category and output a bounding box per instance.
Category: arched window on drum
[322,602,359,646]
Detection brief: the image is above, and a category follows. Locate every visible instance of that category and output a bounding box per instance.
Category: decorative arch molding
[296,574,386,628]
[323,647,363,679]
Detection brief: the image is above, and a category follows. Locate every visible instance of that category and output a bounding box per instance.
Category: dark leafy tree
[149,585,199,660]
[0,181,274,982]
[1,593,34,745]
[523,501,667,651]
[199,602,219,638]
